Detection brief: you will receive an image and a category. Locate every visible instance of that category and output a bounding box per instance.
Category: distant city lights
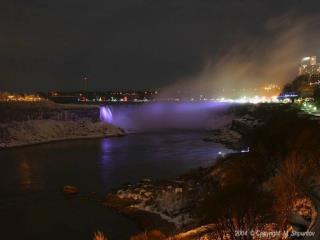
[215,95,279,104]
[0,93,43,102]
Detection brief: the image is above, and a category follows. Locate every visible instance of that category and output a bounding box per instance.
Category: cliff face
[0,101,100,122]
[0,102,124,148]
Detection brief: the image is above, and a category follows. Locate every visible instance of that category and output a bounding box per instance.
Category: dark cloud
[2,0,320,91]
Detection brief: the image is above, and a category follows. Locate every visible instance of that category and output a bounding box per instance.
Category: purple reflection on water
[100,106,113,123]
[100,138,112,165]
[99,138,113,190]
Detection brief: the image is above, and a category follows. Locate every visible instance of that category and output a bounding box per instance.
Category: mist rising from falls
[107,102,233,132]
[158,15,320,99]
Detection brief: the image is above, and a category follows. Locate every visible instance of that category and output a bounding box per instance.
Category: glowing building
[311,56,317,65]
[299,56,320,75]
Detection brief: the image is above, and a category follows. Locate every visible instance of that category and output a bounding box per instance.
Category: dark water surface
[0,131,230,240]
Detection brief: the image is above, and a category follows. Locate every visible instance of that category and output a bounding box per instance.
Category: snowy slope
[0,119,124,148]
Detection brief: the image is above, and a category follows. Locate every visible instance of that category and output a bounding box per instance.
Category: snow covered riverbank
[0,101,124,149]
[0,119,125,149]
[102,166,216,234]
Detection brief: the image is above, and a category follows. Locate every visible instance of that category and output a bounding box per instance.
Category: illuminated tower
[82,75,88,91]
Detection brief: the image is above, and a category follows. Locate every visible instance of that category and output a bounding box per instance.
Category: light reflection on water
[100,138,112,189]
[101,138,112,162]
[16,152,45,192]
[18,160,32,190]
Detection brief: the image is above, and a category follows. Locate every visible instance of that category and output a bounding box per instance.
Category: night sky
[2,0,320,91]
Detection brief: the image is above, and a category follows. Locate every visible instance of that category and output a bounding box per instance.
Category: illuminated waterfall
[99,106,113,123]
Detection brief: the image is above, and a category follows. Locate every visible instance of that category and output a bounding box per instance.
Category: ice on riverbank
[0,119,124,149]
[105,179,194,228]
[103,167,216,230]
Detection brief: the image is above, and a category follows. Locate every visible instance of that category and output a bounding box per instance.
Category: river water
[0,103,232,240]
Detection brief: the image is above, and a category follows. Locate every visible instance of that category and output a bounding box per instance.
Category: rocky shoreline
[204,110,264,149]
[102,167,216,235]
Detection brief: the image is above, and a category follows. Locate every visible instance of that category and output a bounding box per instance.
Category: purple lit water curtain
[100,106,113,123]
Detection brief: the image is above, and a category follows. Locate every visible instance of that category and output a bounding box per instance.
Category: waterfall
[99,106,113,123]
